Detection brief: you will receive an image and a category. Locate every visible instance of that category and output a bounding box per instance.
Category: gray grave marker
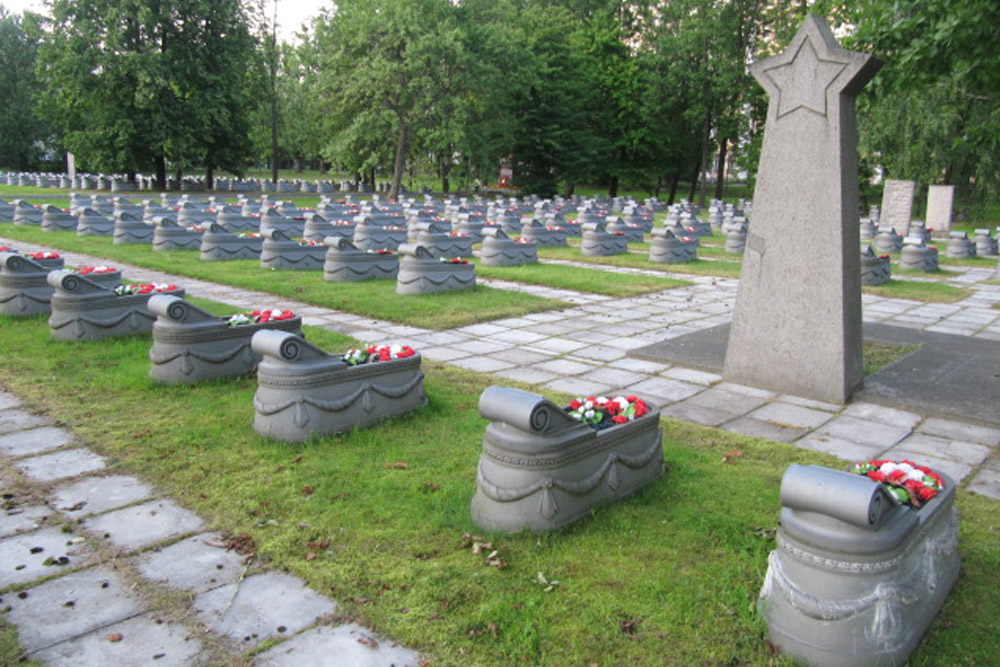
[925,184,955,233]
[723,15,881,404]
[880,179,915,236]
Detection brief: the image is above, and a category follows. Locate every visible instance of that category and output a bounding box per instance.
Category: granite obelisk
[723,15,881,404]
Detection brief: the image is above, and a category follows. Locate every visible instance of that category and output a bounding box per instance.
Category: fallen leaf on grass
[307,540,331,550]
[305,552,317,561]
[721,450,744,464]
[301,485,315,495]
[291,455,303,463]
[421,482,441,493]
[106,633,123,643]
[385,461,409,470]
[357,635,378,648]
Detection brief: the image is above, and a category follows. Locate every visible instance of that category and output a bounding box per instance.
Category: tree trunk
[440,157,451,194]
[206,153,215,191]
[654,174,662,198]
[293,156,303,173]
[714,137,728,201]
[564,182,575,197]
[688,156,700,201]
[667,172,679,205]
[698,115,711,208]
[174,165,183,190]
[155,154,167,191]
[608,175,619,198]
[388,124,408,201]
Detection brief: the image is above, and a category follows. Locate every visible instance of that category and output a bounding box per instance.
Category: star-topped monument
[751,15,880,121]
[723,15,881,405]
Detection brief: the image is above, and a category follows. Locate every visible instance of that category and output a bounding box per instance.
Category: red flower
[917,486,938,501]
[888,470,906,482]
[867,471,886,482]
[611,415,628,424]
[568,400,582,410]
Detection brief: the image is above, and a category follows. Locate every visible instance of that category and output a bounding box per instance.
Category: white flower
[905,469,926,482]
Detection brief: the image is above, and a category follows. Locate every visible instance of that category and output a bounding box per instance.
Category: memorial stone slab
[0,525,95,586]
[925,184,954,233]
[193,571,335,647]
[3,566,143,652]
[724,15,880,404]
[31,613,205,667]
[0,409,48,435]
[254,623,422,667]
[14,448,106,482]
[51,474,154,519]
[880,179,916,236]
[0,503,52,538]
[134,532,249,593]
[82,498,205,552]
[0,425,72,458]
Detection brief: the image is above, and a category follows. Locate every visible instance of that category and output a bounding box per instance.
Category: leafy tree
[0,8,49,170]
[818,0,1000,213]
[39,0,260,188]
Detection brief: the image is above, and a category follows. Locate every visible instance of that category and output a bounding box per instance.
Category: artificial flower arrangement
[566,395,649,431]
[28,251,60,260]
[366,248,394,255]
[850,459,945,508]
[878,254,891,260]
[546,225,564,231]
[514,237,535,244]
[237,232,262,238]
[0,246,14,252]
[114,282,178,296]
[185,224,204,233]
[385,225,406,231]
[440,257,469,264]
[226,308,295,326]
[75,265,117,275]
[449,232,467,238]
[342,344,416,366]
[297,238,325,247]
[611,231,626,236]
[332,219,354,226]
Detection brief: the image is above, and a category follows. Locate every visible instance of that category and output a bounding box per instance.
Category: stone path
[0,388,423,666]
[2,235,1000,665]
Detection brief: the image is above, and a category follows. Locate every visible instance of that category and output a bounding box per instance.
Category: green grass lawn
[0,224,570,330]
[0,309,997,666]
[473,260,691,297]
[863,279,973,303]
[539,245,745,278]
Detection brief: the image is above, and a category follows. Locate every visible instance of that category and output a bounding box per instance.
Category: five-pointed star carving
[763,37,847,118]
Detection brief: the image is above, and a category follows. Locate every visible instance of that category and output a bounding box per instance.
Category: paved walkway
[2,235,999,665]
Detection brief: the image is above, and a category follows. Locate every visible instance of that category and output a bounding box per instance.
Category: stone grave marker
[723,15,881,404]
[925,184,955,233]
[880,179,915,236]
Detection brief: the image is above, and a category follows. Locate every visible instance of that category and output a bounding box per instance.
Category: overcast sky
[1,0,330,43]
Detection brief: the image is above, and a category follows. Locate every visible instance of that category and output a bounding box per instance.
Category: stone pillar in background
[880,179,916,235]
[925,184,955,233]
[723,15,881,404]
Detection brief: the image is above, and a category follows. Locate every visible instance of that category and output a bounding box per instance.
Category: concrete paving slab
[1,503,53,539]
[485,348,552,365]
[840,402,922,429]
[0,525,93,587]
[51,475,155,519]
[794,434,886,462]
[814,416,912,450]
[543,377,614,397]
[193,572,335,648]
[661,367,721,386]
[135,533,248,594]
[775,395,842,412]
[662,402,738,427]
[713,383,777,400]
[450,357,516,373]
[4,566,143,652]
[32,612,204,666]
[576,367,648,388]
[607,357,670,373]
[624,377,703,404]
[15,448,106,482]
[888,432,992,468]
[0,410,48,435]
[567,345,628,361]
[684,388,769,415]
[531,359,596,376]
[918,417,1000,447]
[747,403,835,430]
[492,367,560,385]
[83,499,204,552]
[0,426,73,458]
[0,391,19,410]
[984,455,1000,473]
[417,346,473,362]
[722,416,810,443]
[967,468,1000,501]
[254,623,422,667]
